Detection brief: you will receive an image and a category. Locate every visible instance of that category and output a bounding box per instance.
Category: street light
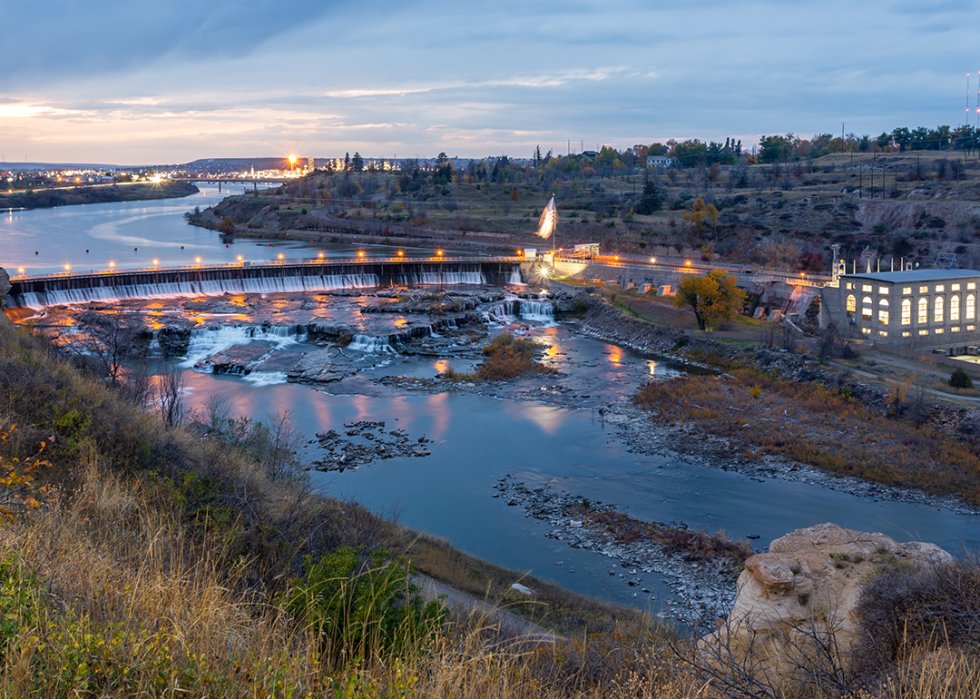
[650,257,657,264]
[397,250,403,257]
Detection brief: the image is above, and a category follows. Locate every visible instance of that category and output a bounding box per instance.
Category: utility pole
[841,123,845,155]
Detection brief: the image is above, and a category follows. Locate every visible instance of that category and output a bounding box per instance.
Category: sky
[1,0,978,165]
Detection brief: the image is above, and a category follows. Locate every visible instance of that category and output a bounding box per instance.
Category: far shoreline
[0,180,199,211]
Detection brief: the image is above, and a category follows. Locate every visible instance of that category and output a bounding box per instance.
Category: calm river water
[4,189,980,613]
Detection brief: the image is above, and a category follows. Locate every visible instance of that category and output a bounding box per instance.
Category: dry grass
[634,369,980,505]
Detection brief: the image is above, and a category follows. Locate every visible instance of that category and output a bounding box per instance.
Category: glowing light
[614,255,619,260]
[109,261,115,268]
[358,250,365,258]
[195,257,201,264]
[149,175,163,184]
[650,257,657,263]
[517,249,523,256]
[64,264,71,272]
[278,253,284,260]
[318,252,324,258]
[17,268,24,274]
[397,250,403,257]
[437,250,443,257]
[288,155,297,165]
[152,259,159,265]
[237,255,243,263]
[685,260,692,266]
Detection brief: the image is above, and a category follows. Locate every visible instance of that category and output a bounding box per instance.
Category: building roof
[843,269,980,284]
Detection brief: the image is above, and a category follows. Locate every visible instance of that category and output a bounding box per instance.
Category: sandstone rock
[700,523,952,678]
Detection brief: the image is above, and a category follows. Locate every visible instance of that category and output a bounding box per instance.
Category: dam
[4,257,524,309]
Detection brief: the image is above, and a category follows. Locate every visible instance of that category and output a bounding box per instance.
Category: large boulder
[699,523,952,679]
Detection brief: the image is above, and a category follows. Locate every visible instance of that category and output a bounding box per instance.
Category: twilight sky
[1,0,977,164]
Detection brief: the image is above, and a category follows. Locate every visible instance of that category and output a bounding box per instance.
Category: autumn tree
[673,270,745,331]
[682,197,719,236]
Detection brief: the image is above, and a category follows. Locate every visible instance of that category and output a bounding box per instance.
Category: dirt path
[413,574,559,642]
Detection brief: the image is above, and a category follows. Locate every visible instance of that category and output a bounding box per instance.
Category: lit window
[968,325,977,331]
[862,285,872,292]
[968,283,976,290]
[862,306,872,321]
[846,294,857,312]
[863,296,872,305]
[861,327,871,334]
[879,286,889,294]
[936,285,945,292]
[902,287,912,295]
[952,327,961,332]
[920,286,929,293]
[902,331,912,337]
[935,296,944,323]
[879,309,889,324]
[846,282,854,290]
[918,297,928,324]
[935,328,944,334]
[951,295,960,321]
[919,329,929,336]
[878,331,888,337]
[879,298,889,306]
[968,294,976,320]
[901,299,911,325]
[953,284,961,291]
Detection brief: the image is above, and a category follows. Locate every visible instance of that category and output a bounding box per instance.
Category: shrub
[949,367,973,389]
[279,546,447,663]
[853,555,980,679]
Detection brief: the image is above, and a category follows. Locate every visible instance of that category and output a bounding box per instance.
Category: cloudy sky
[1,0,976,164]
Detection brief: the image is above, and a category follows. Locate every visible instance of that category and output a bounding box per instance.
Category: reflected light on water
[433,359,452,374]
[648,360,659,375]
[427,392,450,440]
[503,401,565,436]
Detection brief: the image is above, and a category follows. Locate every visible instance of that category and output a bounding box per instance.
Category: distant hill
[182,157,308,173]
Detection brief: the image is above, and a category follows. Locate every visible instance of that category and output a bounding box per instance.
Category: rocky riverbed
[310,420,433,472]
[493,477,741,625]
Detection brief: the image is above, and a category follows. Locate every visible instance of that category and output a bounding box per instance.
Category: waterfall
[348,334,396,353]
[8,261,523,310]
[518,300,555,322]
[509,267,525,285]
[179,325,306,368]
[482,297,555,324]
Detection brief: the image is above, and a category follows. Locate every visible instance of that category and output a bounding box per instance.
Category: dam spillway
[4,258,524,309]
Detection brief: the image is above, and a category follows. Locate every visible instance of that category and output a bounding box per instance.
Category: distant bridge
[4,256,523,309]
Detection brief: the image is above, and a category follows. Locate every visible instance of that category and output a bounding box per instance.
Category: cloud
[4,0,980,162]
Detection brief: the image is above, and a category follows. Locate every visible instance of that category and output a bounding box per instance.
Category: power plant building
[820,269,980,352]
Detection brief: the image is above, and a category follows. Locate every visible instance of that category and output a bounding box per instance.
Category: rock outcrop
[700,523,952,677]
[0,267,10,302]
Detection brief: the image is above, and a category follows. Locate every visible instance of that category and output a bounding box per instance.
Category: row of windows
[862,325,978,338]
[846,294,977,324]
[846,282,977,293]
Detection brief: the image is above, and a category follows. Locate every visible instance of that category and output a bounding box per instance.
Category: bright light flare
[437,250,443,257]
[358,250,365,258]
[650,257,657,263]
[685,260,692,266]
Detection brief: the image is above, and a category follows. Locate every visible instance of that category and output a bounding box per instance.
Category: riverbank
[0,180,199,210]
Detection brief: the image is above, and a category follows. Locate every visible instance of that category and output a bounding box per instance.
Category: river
[3,189,980,617]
